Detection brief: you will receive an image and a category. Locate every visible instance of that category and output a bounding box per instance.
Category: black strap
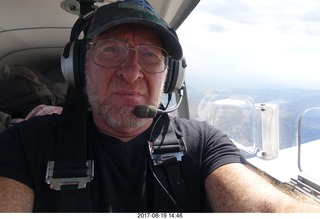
[53,86,92,212]
[150,115,192,211]
[162,156,192,211]
[58,185,80,212]
[55,87,87,170]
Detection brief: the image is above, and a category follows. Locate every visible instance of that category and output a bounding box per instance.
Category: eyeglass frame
[87,38,170,73]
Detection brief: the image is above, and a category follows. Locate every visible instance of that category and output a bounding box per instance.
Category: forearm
[248,165,320,212]
[0,177,34,212]
[275,183,320,212]
[205,163,320,212]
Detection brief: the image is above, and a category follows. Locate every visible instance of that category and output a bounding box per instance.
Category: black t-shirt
[0,113,246,212]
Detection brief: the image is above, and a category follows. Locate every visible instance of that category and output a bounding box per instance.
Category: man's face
[85,24,167,135]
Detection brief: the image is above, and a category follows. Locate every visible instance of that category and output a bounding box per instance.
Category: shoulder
[170,116,245,175]
[172,116,206,131]
[6,114,60,135]
[171,116,227,140]
[169,116,235,158]
[0,114,61,189]
[0,114,61,149]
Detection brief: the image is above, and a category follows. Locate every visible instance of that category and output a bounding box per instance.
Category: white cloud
[177,0,320,89]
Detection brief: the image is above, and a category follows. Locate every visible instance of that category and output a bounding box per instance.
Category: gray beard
[91,100,148,130]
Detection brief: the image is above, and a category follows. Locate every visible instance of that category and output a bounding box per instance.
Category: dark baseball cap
[87,0,183,60]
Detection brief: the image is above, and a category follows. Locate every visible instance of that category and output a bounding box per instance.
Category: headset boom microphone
[133,105,158,118]
[133,88,184,118]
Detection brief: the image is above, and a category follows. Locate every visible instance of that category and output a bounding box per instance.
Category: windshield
[177,0,320,181]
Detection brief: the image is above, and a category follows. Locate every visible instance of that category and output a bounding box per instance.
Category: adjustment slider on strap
[148,137,187,166]
[45,160,94,191]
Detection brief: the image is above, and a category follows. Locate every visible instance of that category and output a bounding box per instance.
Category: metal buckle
[148,137,187,166]
[45,160,94,191]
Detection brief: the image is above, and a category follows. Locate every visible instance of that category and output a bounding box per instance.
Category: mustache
[109,76,146,91]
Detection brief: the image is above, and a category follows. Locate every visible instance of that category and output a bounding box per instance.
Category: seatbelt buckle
[45,160,94,191]
[148,137,187,166]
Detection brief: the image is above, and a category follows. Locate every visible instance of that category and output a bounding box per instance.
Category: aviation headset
[61,10,186,94]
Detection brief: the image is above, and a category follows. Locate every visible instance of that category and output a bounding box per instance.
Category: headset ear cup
[164,58,186,94]
[61,39,86,89]
[164,59,174,94]
[61,11,95,89]
[61,41,74,85]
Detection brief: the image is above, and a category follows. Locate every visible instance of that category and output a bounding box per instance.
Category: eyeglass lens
[90,39,168,73]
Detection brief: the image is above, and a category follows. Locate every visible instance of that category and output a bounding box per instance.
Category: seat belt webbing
[46,86,93,212]
[149,115,193,211]
[163,156,193,211]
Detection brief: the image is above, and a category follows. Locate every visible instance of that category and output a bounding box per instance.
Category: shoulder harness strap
[149,114,193,211]
[45,86,93,212]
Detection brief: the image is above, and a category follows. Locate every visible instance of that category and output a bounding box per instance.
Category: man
[0,0,319,212]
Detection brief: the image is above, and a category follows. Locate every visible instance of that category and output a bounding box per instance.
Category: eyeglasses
[87,39,169,73]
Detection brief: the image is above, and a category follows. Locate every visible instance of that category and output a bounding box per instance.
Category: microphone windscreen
[133,105,158,118]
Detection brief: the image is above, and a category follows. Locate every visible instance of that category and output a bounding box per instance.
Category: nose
[117,50,144,83]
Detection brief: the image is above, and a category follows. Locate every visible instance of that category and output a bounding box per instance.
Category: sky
[177,0,320,90]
